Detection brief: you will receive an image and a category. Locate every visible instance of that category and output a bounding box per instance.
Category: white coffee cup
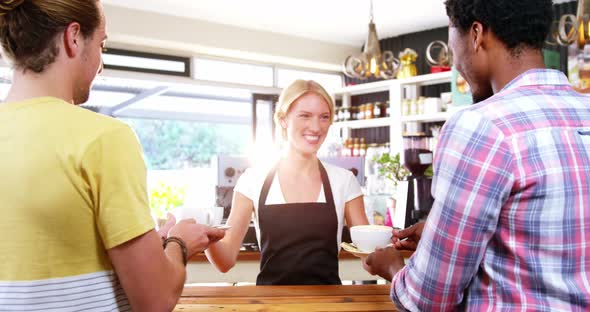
[350,225,393,252]
[177,206,224,226]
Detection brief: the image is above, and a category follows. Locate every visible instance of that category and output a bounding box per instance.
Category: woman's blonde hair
[0,0,101,73]
[274,79,335,140]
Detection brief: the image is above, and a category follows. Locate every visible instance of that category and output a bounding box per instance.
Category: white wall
[103,4,358,72]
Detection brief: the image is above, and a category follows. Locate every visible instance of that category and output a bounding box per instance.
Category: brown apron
[256,161,341,285]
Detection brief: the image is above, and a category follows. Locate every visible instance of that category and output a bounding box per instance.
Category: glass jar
[365,102,374,119]
[417,97,426,115]
[357,105,365,120]
[333,107,340,122]
[342,138,352,156]
[373,101,383,118]
[352,138,360,157]
[341,106,351,121]
[401,99,410,116]
[409,98,418,115]
[359,138,367,156]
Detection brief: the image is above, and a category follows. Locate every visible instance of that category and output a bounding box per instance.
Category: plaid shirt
[391,69,590,311]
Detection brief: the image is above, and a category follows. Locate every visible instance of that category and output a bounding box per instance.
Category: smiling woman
[204,79,370,285]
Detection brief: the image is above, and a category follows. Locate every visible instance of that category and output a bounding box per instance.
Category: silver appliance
[212,155,259,251]
[212,155,251,219]
[212,155,251,188]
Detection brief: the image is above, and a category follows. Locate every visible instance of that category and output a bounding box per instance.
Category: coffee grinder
[402,136,434,227]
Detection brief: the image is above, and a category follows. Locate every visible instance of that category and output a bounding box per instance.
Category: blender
[402,136,434,227]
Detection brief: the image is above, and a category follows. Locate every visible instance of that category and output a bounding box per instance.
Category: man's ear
[470,21,485,53]
[63,22,83,58]
[280,118,287,128]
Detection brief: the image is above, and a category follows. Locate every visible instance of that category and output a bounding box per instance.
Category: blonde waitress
[205,80,369,285]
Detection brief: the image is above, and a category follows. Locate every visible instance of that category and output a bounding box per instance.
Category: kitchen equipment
[212,155,259,250]
[212,155,251,221]
[394,136,435,228]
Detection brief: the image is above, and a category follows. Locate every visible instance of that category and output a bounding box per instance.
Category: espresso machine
[401,136,434,227]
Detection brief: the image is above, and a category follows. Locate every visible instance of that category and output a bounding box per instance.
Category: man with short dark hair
[364,0,590,310]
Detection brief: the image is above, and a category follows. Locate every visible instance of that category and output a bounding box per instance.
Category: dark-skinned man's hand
[362,246,405,281]
[392,221,425,251]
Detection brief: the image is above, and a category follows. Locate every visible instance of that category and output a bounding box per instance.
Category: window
[121,117,251,219]
[102,48,190,77]
[192,58,274,87]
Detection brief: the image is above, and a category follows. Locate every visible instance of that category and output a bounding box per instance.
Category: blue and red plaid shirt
[391,69,590,311]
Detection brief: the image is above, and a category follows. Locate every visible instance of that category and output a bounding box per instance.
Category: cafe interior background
[1,0,583,284]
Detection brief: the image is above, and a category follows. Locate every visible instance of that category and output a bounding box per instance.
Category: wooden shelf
[331,117,392,129]
[401,112,452,123]
[335,71,452,97]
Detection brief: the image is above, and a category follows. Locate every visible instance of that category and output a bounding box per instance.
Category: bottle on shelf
[365,102,374,119]
[352,138,360,157]
[373,101,384,118]
[409,98,418,115]
[359,138,367,156]
[342,138,351,156]
[357,105,365,120]
[342,106,351,121]
[401,99,410,116]
[417,96,426,115]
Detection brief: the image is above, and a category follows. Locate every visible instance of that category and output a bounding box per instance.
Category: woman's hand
[157,213,176,240]
[168,219,225,258]
[392,222,425,251]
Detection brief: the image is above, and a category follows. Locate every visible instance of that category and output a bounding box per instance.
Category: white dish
[212,225,232,230]
[341,242,371,258]
[350,225,393,253]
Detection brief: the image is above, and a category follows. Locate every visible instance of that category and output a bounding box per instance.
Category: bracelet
[162,236,188,267]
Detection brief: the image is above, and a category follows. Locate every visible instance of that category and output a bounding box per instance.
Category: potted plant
[373,152,434,227]
[373,152,410,189]
[149,181,186,229]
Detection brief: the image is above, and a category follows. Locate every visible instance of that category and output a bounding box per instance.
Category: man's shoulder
[55,102,135,141]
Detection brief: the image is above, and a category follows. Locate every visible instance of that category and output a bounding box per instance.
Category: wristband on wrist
[162,236,188,267]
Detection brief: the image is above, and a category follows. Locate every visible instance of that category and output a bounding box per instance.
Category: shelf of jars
[331,71,454,166]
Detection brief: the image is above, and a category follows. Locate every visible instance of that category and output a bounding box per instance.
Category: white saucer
[340,242,371,257]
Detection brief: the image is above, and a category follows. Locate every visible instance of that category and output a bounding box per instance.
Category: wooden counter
[175,284,397,311]
[185,250,413,284]
[189,250,414,262]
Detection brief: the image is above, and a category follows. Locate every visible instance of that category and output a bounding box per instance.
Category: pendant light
[343,0,399,80]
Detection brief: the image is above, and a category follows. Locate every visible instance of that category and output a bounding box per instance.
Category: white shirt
[234,161,363,251]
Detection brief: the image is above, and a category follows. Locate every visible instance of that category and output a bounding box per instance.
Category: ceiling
[102,0,450,47]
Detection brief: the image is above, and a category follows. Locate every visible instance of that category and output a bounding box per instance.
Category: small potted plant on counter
[149,181,186,229]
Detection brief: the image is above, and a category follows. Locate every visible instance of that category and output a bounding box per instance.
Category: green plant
[149,181,186,219]
[373,153,434,186]
[372,153,410,187]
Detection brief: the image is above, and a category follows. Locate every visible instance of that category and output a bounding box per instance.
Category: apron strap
[259,160,335,207]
